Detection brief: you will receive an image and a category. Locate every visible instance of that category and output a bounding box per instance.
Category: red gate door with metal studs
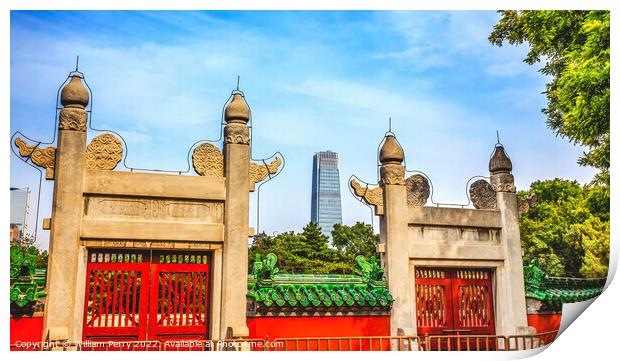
[83,250,209,347]
[415,268,495,350]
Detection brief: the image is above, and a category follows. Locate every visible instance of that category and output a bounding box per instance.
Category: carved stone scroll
[405,174,430,207]
[250,156,282,183]
[84,134,123,170]
[350,179,383,209]
[14,137,56,180]
[469,179,497,210]
[192,143,224,177]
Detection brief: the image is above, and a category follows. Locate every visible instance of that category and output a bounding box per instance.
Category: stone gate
[350,131,529,337]
[14,71,282,344]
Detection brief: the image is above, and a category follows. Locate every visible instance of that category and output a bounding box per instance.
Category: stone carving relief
[192,143,224,177]
[84,196,224,224]
[14,137,56,180]
[379,164,405,186]
[405,174,430,207]
[350,179,384,209]
[58,108,87,131]
[491,173,516,193]
[250,157,282,183]
[224,123,250,145]
[518,193,538,215]
[469,179,497,210]
[84,134,123,170]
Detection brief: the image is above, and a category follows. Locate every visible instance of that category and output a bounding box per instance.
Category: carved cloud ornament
[405,174,430,207]
[469,179,497,210]
[192,143,224,177]
[350,179,384,214]
[250,156,282,184]
[84,134,123,170]
[14,137,56,180]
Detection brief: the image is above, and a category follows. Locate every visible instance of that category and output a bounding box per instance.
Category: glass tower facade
[311,151,342,237]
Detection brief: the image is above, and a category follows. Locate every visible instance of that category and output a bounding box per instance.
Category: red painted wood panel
[247,315,390,340]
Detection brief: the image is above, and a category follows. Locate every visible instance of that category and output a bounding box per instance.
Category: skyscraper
[10,187,29,242]
[311,151,342,237]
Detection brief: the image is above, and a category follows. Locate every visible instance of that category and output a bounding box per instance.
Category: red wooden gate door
[148,253,209,342]
[83,250,150,342]
[83,250,210,346]
[415,268,495,350]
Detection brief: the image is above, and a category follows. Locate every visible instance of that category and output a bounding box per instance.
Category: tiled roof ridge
[523,262,605,304]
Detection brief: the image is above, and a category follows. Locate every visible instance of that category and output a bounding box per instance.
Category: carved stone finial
[489,144,512,174]
[250,157,282,184]
[224,93,250,124]
[14,137,56,180]
[60,75,89,109]
[192,143,224,177]
[84,134,123,170]
[405,174,430,207]
[489,143,516,193]
[469,179,497,209]
[379,134,404,165]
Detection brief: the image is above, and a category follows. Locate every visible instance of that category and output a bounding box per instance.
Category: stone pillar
[220,92,251,339]
[42,75,89,344]
[489,144,528,335]
[378,134,416,338]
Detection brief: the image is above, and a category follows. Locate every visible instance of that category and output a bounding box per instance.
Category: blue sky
[10,10,597,248]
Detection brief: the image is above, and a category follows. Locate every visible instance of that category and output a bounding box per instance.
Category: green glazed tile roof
[523,263,605,304]
[247,254,393,309]
[248,274,394,308]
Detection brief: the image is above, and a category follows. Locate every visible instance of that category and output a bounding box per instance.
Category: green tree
[490,11,610,185]
[519,178,609,278]
[331,222,379,263]
[249,223,351,274]
[248,222,379,274]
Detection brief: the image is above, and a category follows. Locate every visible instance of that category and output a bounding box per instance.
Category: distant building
[10,187,29,242]
[311,151,343,237]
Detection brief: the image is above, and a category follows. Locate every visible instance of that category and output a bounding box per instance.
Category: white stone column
[42,75,89,344]
[220,92,251,339]
[489,145,528,335]
[378,135,416,339]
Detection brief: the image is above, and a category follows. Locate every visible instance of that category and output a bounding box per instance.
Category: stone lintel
[408,206,501,229]
[83,169,225,201]
[80,239,223,250]
[409,243,504,261]
[80,220,224,242]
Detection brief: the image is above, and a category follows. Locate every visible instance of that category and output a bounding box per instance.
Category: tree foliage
[490,11,610,185]
[519,178,609,278]
[249,222,379,274]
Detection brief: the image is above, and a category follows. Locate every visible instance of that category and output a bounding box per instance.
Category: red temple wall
[527,313,562,334]
[247,315,391,339]
[10,316,43,349]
